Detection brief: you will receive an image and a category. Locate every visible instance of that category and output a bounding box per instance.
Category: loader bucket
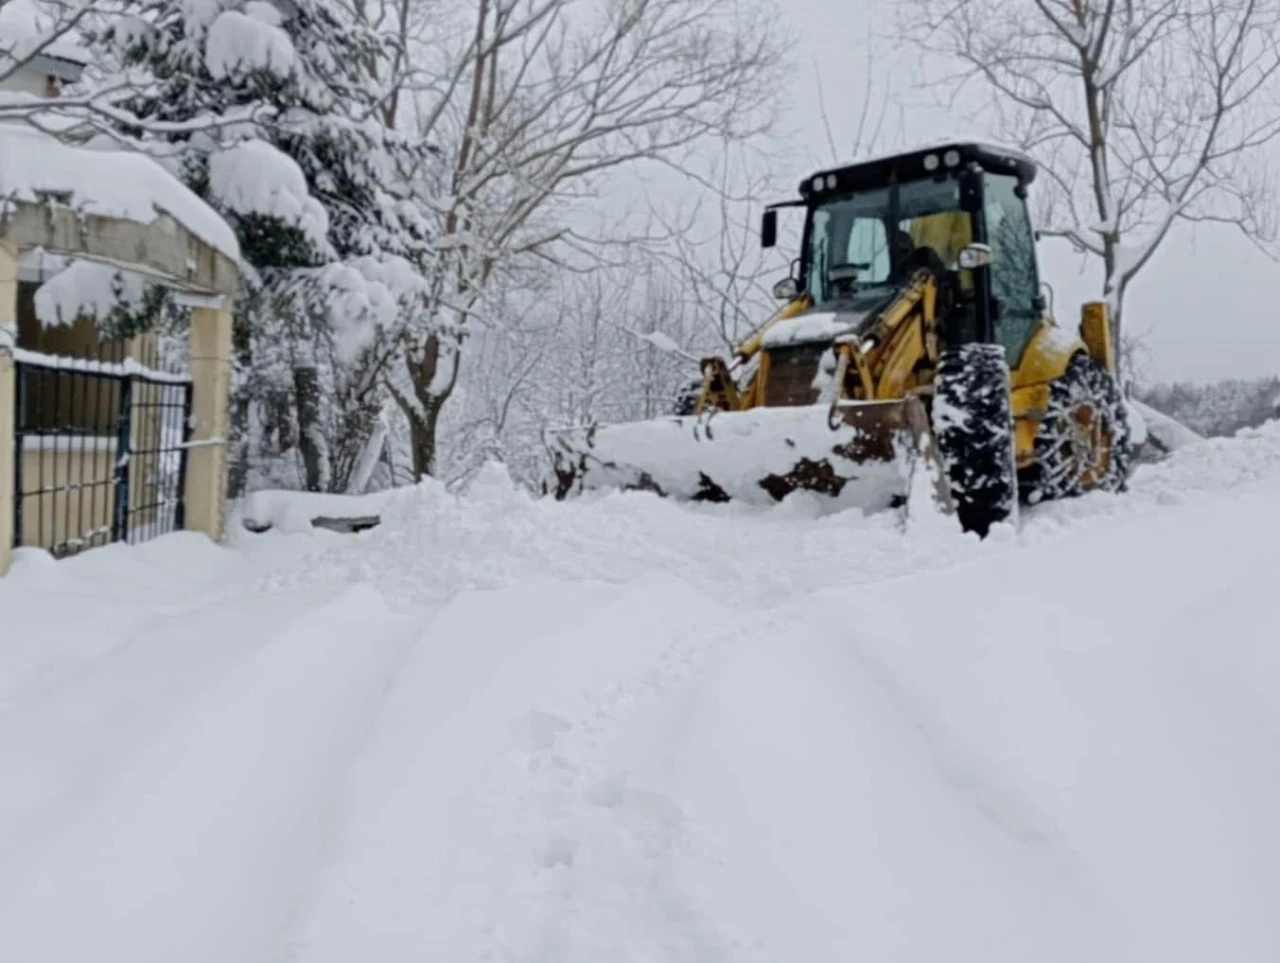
[545,396,952,515]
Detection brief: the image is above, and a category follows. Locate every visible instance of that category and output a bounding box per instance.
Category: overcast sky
[761,0,1280,385]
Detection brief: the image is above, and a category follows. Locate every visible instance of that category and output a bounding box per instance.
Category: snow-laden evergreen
[86,0,437,492]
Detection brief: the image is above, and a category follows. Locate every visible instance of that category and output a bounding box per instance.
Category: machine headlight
[944,149,961,167]
[923,153,940,171]
[957,243,993,269]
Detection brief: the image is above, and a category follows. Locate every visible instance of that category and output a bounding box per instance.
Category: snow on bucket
[545,398,937,514]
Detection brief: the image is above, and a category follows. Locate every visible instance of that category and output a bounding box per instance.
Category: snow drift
[1,422,1279,962]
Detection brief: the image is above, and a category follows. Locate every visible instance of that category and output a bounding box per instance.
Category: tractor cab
[761,142,1043,364]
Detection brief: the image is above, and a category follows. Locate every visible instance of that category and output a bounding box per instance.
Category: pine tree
[97,0,434,493]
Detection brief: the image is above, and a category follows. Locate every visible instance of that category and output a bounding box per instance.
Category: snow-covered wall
[0,126,240,262]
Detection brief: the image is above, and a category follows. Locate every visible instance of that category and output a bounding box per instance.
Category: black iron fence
[12,343,193,558]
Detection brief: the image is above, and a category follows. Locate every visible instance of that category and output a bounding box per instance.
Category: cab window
[984,173,1040,364]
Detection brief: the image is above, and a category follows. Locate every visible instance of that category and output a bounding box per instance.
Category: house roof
[0,0,91,79]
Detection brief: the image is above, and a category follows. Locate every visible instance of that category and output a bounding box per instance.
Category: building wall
[0,69,49,99]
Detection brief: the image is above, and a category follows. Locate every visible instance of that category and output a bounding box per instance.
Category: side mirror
[761,208,777,249]
[957,242,993,270]
[772,277,798,300]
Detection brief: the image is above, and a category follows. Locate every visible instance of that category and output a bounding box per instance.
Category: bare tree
[652,141,787,354]
[811,20,903,168]
[361,0,788,479]
[900,0,1280,361]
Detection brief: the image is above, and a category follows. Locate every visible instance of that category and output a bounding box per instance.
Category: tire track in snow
[0,582,424,963]
[0,583,352,882]
[472,605,763,963]
[286,575,763,963]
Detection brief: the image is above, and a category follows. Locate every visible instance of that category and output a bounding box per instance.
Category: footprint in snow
[508,709,573,754]
[584,773,687,859]
[534,833,578,869]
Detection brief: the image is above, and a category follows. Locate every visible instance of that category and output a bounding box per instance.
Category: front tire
[932,344,1019,537]
[1022,352,1130,504]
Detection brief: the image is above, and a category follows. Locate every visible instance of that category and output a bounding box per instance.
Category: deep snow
[2,421,1279,962]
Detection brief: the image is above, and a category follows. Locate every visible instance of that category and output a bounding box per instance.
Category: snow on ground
[2,420,1279,962]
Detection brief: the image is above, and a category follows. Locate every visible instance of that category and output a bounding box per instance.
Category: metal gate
[12,347,194,558]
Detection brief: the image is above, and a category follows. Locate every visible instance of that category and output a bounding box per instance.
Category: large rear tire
[1022,352,1130,504]
[931,344,1019,537]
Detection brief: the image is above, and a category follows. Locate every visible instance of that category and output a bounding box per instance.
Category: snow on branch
[205,5,298,82]
[208,139,331,252]
[0,0,288,139]
[33,259,153,326]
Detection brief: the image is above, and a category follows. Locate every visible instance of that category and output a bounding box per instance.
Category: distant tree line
[1137,376,1280,438]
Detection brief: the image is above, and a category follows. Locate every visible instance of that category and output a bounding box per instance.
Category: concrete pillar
[0,243,16,575]
[184,305,232,543]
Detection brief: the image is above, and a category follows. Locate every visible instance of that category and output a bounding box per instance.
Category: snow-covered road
[3,422,1280,963]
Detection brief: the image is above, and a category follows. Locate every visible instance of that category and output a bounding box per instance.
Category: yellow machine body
[546,143,1127,516]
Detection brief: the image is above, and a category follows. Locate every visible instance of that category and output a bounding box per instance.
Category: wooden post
[0,243,17,575]
[184,305,232,543]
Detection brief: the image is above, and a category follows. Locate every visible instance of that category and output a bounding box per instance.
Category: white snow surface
[4,428,1280,962]
[0,126,239,260]
[759,309,866,348]
[1130,397,1204,452]
[33,260,149,326]
[205,7,297,82]
[208,138,329,250]
[239,487,394,533]
[551,401,909,511]
[12,347,190,383]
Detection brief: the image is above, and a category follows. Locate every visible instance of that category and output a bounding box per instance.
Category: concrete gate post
[184,305,233,543]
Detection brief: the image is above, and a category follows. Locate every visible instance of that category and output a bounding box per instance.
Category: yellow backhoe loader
[545,142,1130,535]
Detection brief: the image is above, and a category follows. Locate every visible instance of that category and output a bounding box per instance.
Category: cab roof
[798,141,1037,200]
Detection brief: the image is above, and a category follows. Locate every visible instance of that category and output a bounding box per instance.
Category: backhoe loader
[545,141,1130,535]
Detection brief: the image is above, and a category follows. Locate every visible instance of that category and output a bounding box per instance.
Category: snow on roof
[0,0,91,68]
[0,125,240,264]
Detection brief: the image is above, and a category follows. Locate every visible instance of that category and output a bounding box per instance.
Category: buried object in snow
[545,141,1130,537]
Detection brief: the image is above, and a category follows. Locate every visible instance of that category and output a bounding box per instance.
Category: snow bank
[1129,397,1204,453]
[4,413,1280,963]
[0,127,238,260]
[250,461,967,613]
